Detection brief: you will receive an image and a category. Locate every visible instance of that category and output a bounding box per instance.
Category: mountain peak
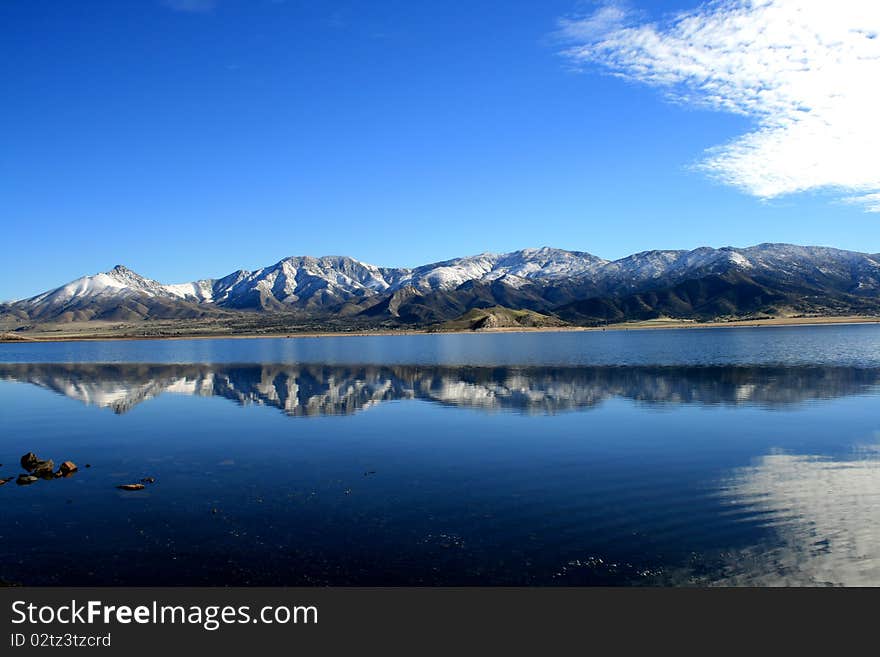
[104,264,161,288]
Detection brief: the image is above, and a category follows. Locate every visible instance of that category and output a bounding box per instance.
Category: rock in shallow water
[11,453,81,486]
[32,459,56,478]
[117,484,145,491]
[20,452,56,478]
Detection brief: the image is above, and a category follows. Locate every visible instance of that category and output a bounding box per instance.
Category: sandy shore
[2,315,879,344]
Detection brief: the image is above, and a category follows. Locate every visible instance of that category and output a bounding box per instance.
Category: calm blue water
[1,325,880,585]
[2,323,880,366]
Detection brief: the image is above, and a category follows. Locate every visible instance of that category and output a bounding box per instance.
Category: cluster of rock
[0,452,80,486]
[0,453,157,492]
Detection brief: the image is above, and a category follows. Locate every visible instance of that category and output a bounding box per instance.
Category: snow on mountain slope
[597,247,756,291]
[211,256,407,309]
[22,265,177,307]
[4,249,609,317]
[166,250,608,309]
[400,248,608,291]
[591,244,880,295]
[5,244,880,323]
[6,265,224,321]
[164,279,216,303]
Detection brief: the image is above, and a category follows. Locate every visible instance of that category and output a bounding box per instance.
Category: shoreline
[2,315,879,344]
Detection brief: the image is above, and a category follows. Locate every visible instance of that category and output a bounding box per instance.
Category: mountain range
[3,243,880,328]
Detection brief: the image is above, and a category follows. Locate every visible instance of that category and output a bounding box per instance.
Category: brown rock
[32,459,55,479]
[59,461,78,476]
[16,475,38,486]
[21,452,55,477]
[20,452,39,471]
[117,483,145,491]
[0,476,14,486]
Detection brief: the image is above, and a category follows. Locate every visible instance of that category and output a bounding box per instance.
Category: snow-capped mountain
[198,248,609,310]
[590,244,880,294]
[2,248,610,318]
[200,256,405,310]
[400,247,608,291]
[24,265,172,306]
[3,265,223,322]
[3,243,880,324]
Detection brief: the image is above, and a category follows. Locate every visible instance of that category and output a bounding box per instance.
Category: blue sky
[2,0,878,300]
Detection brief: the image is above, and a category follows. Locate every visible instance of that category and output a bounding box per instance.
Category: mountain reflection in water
[2,363,879,417]
[3,357,880,586]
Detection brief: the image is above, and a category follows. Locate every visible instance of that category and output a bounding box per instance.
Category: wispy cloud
[163,0,217,13]
[559,0,880,212]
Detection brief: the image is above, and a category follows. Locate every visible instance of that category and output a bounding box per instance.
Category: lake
[2,324,880,585]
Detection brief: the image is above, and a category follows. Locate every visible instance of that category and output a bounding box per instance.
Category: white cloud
[163,0,216,12]
[560,0,880,211]
[845,192,880,214]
